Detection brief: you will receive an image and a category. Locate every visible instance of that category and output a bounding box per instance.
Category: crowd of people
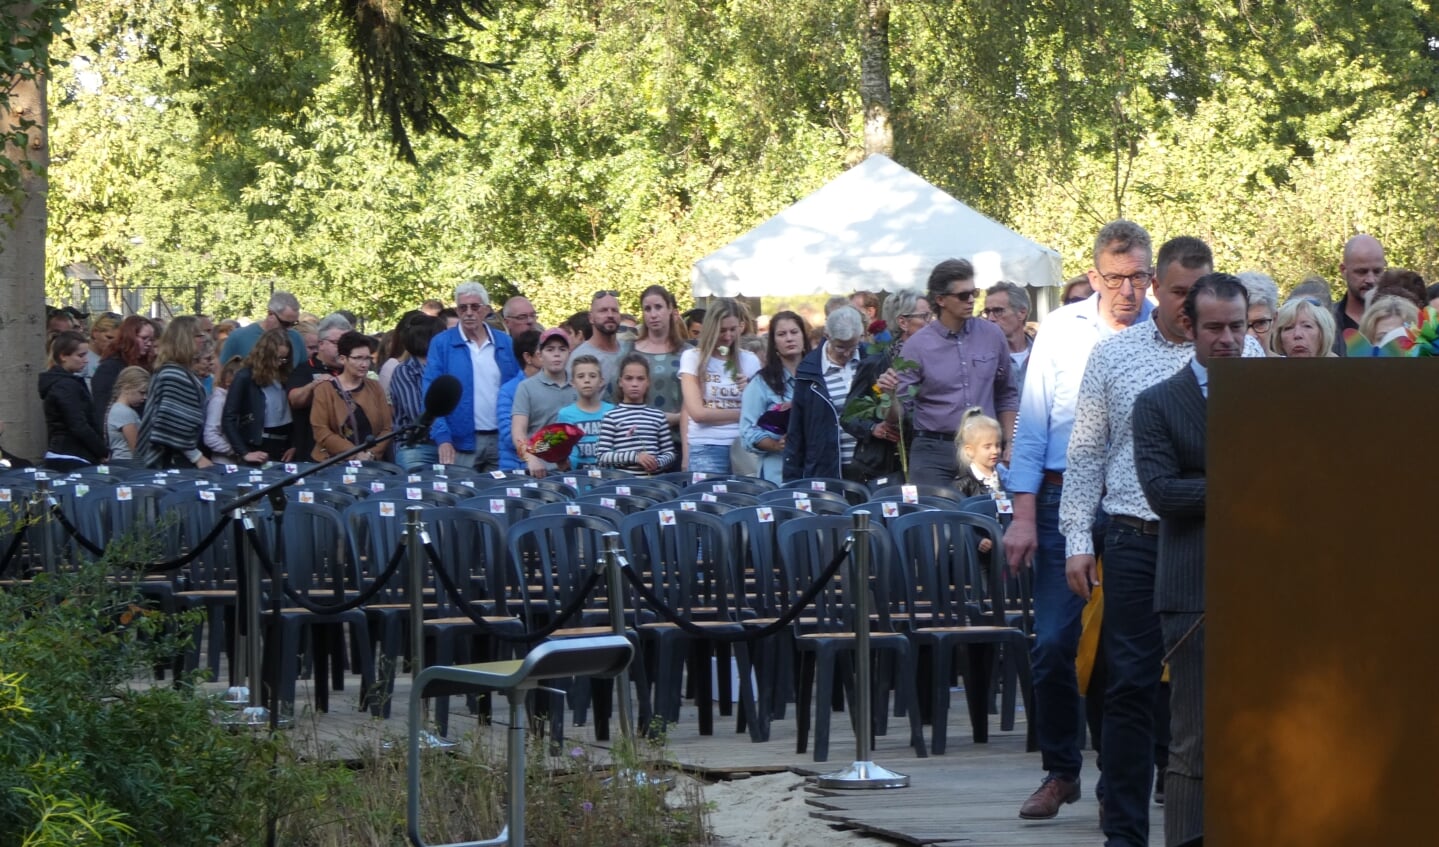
[25,225,1431,847]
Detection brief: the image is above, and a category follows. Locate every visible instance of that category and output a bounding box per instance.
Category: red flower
[868,320,887,336]
[527,423,585,463]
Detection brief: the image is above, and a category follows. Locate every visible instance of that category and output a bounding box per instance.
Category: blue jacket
[422,326,520,452]
[781,347,873,482]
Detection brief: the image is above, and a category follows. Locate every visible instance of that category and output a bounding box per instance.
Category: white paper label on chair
[680,501,697,511]
[616,485,631,496]
[996,497,1013,514]
[284,463,299,474]
[489,499,506,513]
[116,486,132,501]
[714,483,728,493]
[379,502,396,517]
[691,472,707,483]
[565,504,582,515]
[34,472,47,481]
[524,482,538,489]
[0,490,10,503]
[563,476,578,487]
[224,464,238,473]
[506,487,521,497]
[701,492,717,502]
[200,489,216,502]
[196,479,210,486]
[349,460,364,468]
[408,474,422,483]
[901,485,919,504]
[757,507,774,523]
[371,482,386,492]
[659,509,676,525]
[343,474,357,484]
[298,490,314,504]
[96,465,109,475]
[433,463,446,472]
[490,470,507,479]
[587,469,603,478]
[406,487,422,500]
[796,498,812,512]
[882,501,900,518]
[432,481,448,493]
[600,497,617,508]
[250,473,264,483]
[75,484,90,498]
[810,480,827,491]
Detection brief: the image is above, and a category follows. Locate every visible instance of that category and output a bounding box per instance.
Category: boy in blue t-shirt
[556,354,614,467]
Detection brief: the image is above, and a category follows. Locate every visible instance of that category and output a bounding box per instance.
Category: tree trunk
[1,67,50,462]
[859,0,893,157]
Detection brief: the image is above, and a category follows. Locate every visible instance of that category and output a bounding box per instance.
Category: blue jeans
[688,443,731,475]
[1099,522,1163,847]
[395,443,439,471]
[1030,480,1088,778]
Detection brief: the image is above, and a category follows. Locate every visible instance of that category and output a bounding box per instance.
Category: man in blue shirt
[422,281,520,473]
[219,290,307,368]
[1009,221,1156,823]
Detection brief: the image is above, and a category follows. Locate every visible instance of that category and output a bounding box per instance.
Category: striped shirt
[390,358,425,434]
[821,342,861,464]
[596,403,677,472]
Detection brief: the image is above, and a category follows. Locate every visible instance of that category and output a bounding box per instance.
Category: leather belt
[1042,470,1064,487]
[915,429,957,441]
[1111,514,1161,536]
[475,429,499,436]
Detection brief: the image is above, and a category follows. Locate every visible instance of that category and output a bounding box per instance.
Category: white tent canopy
[692,154,1063,299]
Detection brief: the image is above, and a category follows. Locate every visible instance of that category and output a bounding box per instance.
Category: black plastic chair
[530,501,626,529]
[573,492,658,515]
[781,477,870,506]
[586,477,681,502]
[679,478,777,498]
[777,515,927,763]
[871,483,967,506]
[889,509,1034,754]
[457,494,545,527]
[620,508,756,737]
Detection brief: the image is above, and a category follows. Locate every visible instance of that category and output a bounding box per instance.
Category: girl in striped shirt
[597,353,677,474]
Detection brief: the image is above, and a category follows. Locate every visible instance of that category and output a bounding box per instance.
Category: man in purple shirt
[885,258,1019,486]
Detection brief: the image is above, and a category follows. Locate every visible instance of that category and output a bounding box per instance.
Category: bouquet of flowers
[527,423,585,463]
[756,402,791,435]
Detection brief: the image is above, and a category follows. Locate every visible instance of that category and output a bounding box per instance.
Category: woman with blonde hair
[679,298,760,474]
[222,328,296,464]
[136,316,214,468]
[1270,298,1337,358]
[1358,294,1419,348]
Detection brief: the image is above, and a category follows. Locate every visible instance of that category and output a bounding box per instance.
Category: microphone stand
[222,422,424,730]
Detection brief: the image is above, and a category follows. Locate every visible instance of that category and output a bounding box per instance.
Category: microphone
[407,374,462,445]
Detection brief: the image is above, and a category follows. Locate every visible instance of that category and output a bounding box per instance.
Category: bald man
[1334,234,1387,355]
[501,296,541,336]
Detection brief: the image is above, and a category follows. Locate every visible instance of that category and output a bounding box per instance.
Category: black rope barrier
[44,500,235,575]
[618,537,854,643]
[243,524,408,616]
[421,540,605,643]
[0,523,29,575]
[47,503,104,556]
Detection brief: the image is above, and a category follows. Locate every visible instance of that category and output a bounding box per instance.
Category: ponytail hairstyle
[954,406,1001,465]
[47,331,87,368]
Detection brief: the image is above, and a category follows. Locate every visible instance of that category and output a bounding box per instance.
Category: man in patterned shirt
[1060,237,1264,847]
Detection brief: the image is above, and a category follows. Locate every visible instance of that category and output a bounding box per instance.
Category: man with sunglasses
[423,281,520,472]
[569,290,629,387]
[883,258,1017,486]
[982,281,1035,395]
[219,290,307,368]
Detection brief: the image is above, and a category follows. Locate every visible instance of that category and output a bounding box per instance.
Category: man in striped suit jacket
[1132,273,1250,847]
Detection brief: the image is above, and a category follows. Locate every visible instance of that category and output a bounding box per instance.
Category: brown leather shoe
[1019,774,1081,820]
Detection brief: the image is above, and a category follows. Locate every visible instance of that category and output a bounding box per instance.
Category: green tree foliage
[37,0,1439,329]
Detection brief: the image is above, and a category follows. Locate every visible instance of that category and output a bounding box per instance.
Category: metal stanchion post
[815,510,909,789]
[407,506,454,748]
[224,485,252,706]
[602,532,634,742]
[225,485,289,728]
[34,477,56,576]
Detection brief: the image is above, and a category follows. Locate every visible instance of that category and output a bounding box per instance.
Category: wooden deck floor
[210,668,1161,847]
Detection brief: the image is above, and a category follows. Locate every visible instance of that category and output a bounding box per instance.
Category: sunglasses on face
[455,303,486,313]
[942,289,980,302]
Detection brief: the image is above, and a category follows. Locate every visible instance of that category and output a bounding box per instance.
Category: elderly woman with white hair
[1270,297,1337,358]
[1237,271,1281,353]
[781,306,874,481]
